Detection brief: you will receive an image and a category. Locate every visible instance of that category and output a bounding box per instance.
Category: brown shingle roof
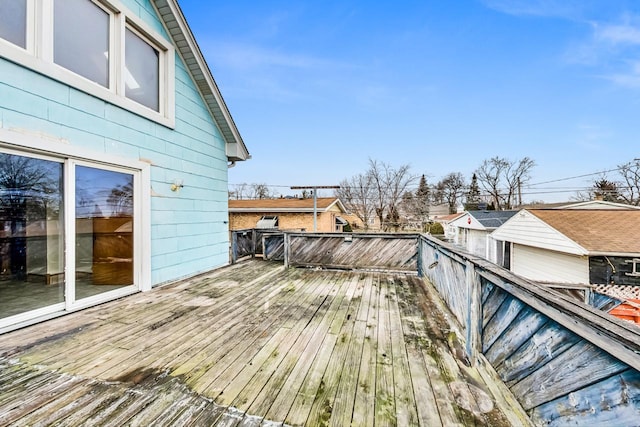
[529,209,640,254]
[229,197,342,212]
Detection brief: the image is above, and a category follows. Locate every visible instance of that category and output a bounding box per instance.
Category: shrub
[427,222,444,235]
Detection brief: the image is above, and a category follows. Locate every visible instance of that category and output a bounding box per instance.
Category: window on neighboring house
[257,216,278,229]
[125,27,159,111]
[54,0,110,87]
[626,258,640,277]
[0,0,27,48]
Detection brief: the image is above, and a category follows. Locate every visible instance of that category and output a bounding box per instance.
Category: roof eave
[229,208,331,213]
[153,0,250,162]
[588,251,640,257]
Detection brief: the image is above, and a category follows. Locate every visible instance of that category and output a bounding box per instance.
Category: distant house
[341,211,381,231]
[0,0,249,333]
[490,209,640,287]
[431,212,464,240]
[229,198,349,232]
[449,210,517,259]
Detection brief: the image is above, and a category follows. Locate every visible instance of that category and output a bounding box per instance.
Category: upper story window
[0,0,174,126]
[125,27,158,111]
[0,0,27,49]
[54,0,110,88]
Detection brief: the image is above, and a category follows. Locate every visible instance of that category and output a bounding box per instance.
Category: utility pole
[517,177,522,208]
[290,185,340,232]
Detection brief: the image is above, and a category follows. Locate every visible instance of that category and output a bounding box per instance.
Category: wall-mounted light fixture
[171,179,184,192]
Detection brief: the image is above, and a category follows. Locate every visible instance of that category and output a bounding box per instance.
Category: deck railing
[230,230,640,425]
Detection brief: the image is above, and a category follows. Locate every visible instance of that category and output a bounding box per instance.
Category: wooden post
[231,231,238,264]
[465,260,482,365]
[416,236,423,277]
[283,232,289,268]
[251,229,257,258]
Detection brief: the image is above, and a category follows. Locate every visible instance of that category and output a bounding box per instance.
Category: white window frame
[0,0,175,127]
[626,258,640,277]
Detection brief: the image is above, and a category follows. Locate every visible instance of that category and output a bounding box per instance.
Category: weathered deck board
[350,274,379,427]
[374,275,397,426]
[0,260,523,426]
[387,276,420,426]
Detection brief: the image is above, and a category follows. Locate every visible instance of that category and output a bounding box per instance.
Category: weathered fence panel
[418,234,640,426]
[228,230,640,425]
[263,233,285,261]
[231,229,254,263]
[286,233,418,271]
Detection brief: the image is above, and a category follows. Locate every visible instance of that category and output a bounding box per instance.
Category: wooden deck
[0,260,524,426]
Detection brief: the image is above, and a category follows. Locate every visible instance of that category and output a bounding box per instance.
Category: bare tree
[230,183,249,199]
[504,157,535,208]
[437,172,465,214]
[336,173,376,230]
[475,156,535,210]
[248,183,276,199]
[618,160,640,205]
[368,159,417,231]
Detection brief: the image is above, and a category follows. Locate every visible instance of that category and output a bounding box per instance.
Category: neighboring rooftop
[529,209,640,254]
[467,210,517,229]
[229,197,346,212]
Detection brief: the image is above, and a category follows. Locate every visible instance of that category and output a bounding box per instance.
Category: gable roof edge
[153,0,250,162]
[491,209,589,256]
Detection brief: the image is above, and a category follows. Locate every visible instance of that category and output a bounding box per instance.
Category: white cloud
[594,21,640,45]
[481,0,585,19]
[208,42,336,71]
[602,61,640,88]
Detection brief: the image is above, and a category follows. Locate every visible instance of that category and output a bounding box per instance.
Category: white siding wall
[512,244,589,284]
[491,211,586,255]
[468,229,488,258]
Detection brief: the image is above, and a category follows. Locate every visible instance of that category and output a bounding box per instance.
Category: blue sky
[179,0,640,202]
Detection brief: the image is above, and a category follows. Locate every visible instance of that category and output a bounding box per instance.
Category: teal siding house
[0,0,249,332]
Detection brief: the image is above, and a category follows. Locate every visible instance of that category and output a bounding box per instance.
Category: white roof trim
[491,209,589,256]
[153,0,250,161]
[557,200,640,210]
[230,207,334,213]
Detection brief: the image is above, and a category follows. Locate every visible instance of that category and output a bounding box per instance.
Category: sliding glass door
[0,152,64,318]
[0,149,139,325]
[75,165,134,299]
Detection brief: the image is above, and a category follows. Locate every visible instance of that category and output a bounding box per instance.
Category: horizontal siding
[0,0,231,285]
[491,211,586,255]
[468,229,487,258]
[512,244,589,284]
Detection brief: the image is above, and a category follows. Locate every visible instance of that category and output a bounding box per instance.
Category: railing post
[465,260,482,365]
[283,232,289,268]
[231,231,238,264]
[417,236,423,277]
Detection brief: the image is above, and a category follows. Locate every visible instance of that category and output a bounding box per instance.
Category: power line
[528,167,622,187]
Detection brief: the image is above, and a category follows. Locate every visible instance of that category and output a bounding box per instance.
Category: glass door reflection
[0,152,64,319]
[75,166,133,299]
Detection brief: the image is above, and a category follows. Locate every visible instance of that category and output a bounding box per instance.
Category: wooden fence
[229,230,640,424]
[284,233,419,271]
[230,229,287,263]
[419,234,640,426]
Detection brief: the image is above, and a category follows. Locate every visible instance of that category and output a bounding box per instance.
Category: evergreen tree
[415,174,430,231]
[465,173,481,210]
